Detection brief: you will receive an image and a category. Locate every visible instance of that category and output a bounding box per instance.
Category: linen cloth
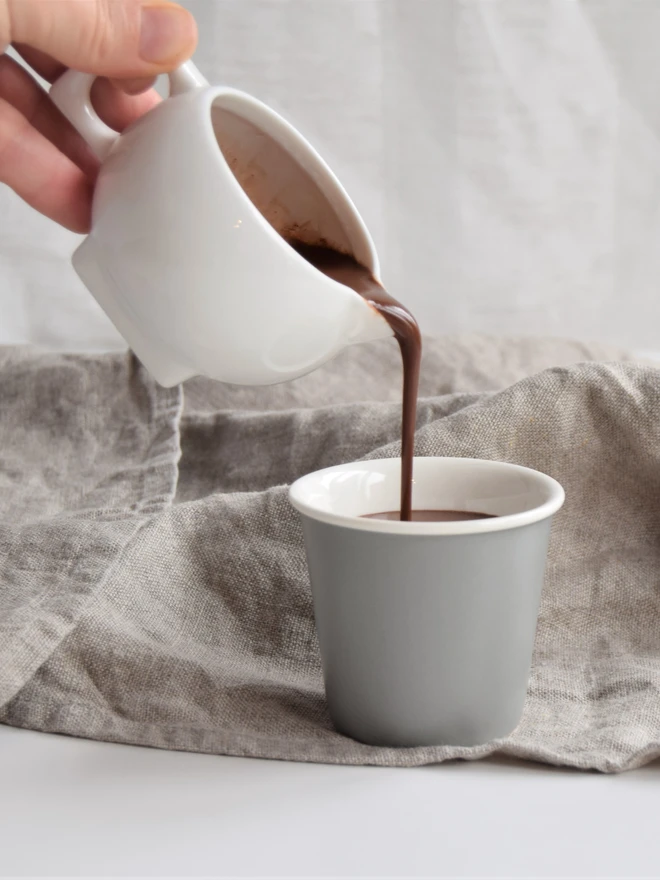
[1,336,659,773]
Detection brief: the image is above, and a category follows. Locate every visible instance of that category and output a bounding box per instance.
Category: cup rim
[289,456,565,535]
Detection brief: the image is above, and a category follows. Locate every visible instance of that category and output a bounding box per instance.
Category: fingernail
[139,3,195,64]
[112,76,157,96]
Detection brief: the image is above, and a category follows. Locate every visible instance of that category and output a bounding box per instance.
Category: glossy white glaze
[49,61,392,387]
[290,456,565,535]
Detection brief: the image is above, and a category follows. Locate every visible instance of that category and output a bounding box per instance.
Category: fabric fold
[0,349,182,707]
[1,339,659,772]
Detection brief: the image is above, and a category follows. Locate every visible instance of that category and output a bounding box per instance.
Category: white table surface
[1,725,658,879]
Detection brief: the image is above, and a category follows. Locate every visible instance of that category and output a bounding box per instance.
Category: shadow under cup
[289,457,565,748]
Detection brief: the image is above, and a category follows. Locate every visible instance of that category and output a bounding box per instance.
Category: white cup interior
[289,457,565,535]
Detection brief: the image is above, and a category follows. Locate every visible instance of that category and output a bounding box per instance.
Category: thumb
[5,0,197,78]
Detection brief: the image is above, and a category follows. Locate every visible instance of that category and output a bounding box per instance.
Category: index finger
[13,44,161,132]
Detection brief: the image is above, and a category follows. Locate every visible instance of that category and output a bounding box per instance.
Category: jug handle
[49,61,209,161]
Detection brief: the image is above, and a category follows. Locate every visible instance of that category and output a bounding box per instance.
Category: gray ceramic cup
[289,456,565,748]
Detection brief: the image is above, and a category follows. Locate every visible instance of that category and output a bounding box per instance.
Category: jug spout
[346,291,396,347]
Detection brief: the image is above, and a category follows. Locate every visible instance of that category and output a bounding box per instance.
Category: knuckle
[0,98,30,179]
[89,0,140,67]
[0,55,24,105]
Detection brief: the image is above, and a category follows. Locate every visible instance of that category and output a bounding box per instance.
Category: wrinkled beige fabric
[1,337,658,772]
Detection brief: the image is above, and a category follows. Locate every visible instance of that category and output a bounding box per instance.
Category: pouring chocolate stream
[291,242,421,520]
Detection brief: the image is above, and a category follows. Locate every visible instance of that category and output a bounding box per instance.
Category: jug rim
[194,85,381,279]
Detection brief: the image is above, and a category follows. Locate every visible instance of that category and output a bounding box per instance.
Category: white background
[1,4,659,877]
[2,1,660,355]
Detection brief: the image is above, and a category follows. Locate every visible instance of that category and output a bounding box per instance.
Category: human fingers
[0,95,93,232]
[90,76,160,131]
[3,0,197,78]
[0,53,98,176]
[13,44,161,132]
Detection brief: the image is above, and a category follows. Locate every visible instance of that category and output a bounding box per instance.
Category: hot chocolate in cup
[289,456,565,748]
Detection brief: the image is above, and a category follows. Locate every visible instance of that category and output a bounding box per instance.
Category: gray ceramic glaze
[301,515,552,747]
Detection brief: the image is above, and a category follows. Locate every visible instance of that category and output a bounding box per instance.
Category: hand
[0,0,197,232]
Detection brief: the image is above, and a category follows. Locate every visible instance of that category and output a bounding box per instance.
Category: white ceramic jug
[49,60,392,387]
